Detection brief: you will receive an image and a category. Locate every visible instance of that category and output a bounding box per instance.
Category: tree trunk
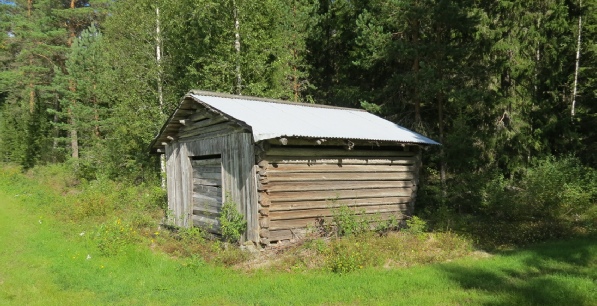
[156,6,166,189]
[28,0,34,114]
[68,0,78,159]
[292,2,299,102]
[411,18,421,128]
[156,6,164,111]
[571,0,582,117]
[438,92,446,199]
[93,83,100,137]
[29,81,34,114]
[233,0,241,95]
[68,80,79,159]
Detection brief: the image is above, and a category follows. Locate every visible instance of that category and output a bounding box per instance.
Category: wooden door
[191,156,223,233]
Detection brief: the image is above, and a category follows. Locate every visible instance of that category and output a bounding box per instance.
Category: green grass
[1,166,596,305]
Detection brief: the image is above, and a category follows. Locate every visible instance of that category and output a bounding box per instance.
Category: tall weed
[330,205,370,237]
[93,218,139,256]
[218,195,246,243]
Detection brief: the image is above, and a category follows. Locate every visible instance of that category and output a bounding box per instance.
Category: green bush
[404,216,428,236]
[478,156,597,245]
[218,196,246,243]
[330,205,370,237]
[178,226,205,243]
[374,215,400,235]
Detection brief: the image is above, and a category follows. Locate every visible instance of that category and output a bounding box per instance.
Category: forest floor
[0,168,596,305]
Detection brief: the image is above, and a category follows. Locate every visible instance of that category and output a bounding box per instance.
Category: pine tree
[0,0,66,166]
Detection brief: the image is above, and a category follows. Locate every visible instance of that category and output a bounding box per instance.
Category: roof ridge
[189,90,367,112]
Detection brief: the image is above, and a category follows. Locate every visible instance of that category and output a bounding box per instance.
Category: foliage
[1,0,597,254]
[475,156,597,247]
[404,216,428,237]
[373,214,400,235]
[93,218,138,256]
[3,164,597,306]
[2,181,596,305]
[177,226,206,244]
[329,204,370,237]
[320,202,404,238]
[218,195,246,243]
[326,241,367,273]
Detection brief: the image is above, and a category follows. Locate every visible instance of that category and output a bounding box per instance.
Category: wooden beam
[180,116,228,132]
[267,157,417,165]
[178,122,234,138]
[266,172,414,182]
[265,138,420,148]
[266,147,417,158]
[269,212,403,231]
[270,196,411,211]
[189,109,212,122]
[268,188,413,202]
[269,204,408,221]
[175,109,194,117]
[266,164,415,173]
[264,180,413,192]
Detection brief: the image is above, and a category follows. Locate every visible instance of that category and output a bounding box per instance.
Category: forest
[1,0,596,245]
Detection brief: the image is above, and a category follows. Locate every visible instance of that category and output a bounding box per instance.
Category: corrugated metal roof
[189,93,439,145]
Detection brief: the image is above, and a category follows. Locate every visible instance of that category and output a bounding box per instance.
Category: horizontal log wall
[257,145,420,244]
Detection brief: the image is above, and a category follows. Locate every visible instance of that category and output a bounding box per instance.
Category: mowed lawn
[0,178,596,305]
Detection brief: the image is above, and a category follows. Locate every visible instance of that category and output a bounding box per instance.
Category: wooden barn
[150,90,439,245]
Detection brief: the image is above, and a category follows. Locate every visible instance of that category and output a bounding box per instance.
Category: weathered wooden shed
[150,90,439,245]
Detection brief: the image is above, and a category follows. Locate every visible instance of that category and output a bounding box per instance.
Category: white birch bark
[156,6,166,189]
[571,0,582,117]
[233,0,241,95]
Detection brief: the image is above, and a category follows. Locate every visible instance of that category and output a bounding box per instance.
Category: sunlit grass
[1,164,595,305]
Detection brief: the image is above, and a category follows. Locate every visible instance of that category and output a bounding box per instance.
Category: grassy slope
[0,169,595,305]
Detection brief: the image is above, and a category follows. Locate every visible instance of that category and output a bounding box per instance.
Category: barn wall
[165,112,258,242]
[256,144,421,244]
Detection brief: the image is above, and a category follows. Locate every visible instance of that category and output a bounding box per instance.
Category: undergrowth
[269,231,474,273]
[420,156,597,249]
[1,163,596,305]
[15,163,250,266]
[0,163,479,273]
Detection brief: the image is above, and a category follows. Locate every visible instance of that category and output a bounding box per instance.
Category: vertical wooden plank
[165,143,175,225]
[231,134,243,240]
[180,143,193,227]
[239,133,258,243]
[172,142,183,226]
[230,133,243,241]
[220,134,233,230]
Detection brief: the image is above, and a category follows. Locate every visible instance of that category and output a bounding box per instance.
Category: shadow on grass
[439,236,597,305]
